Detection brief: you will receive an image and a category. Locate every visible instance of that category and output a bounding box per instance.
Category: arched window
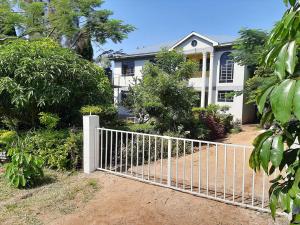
[219,52,234,83]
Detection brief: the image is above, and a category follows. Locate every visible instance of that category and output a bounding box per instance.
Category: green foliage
[232,29,273,104]
[0,38,112,128]
[39,112,60,130]
[232,29,269,68]
[123,50,198,134]
[0,130,16,146]
[192,104,234,140]
[249,1,300,223]
[26,129,83,170]
[0,0,135,60]
[80,105,117,125]
[126,122,157,134]
[5,137,44,188]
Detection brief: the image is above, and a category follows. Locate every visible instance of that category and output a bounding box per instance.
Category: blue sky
[98,0,286,55]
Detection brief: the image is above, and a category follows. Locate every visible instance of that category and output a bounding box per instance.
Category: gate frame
[83,115,287,217]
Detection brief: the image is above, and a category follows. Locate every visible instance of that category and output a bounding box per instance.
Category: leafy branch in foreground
[249,0,300,223]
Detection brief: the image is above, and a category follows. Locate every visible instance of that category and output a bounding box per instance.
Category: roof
[112,32,237,60]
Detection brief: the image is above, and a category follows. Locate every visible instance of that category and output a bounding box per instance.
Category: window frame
[217,90,234,102]
[219,52,234,83]
[121,61,135,76]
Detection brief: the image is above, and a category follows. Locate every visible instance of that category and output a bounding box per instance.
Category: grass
[0,168,100,225]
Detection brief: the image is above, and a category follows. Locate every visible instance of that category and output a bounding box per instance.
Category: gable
[170,32,218,52]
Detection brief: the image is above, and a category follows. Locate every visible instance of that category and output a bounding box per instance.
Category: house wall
[112,46,254,123]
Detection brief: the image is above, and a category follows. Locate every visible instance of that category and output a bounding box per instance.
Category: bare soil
[52,125,289,225]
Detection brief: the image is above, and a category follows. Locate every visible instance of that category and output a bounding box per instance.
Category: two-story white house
[111,32,255,123]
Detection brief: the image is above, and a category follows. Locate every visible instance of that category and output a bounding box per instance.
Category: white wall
[113,44,252,123]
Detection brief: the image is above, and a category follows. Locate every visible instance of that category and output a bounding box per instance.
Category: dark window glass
[217,90,234,102]
[191,40,198,47]
[219,52,234,83]
[122,61,135,76]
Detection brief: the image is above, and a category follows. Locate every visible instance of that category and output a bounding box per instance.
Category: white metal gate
[95,127,277,213]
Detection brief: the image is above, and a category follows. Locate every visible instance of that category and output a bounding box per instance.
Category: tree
[123,49,198,133]
[232,29,275,104]
[0,0,135,60]
[249,1,300,223]
[0,38,112,128]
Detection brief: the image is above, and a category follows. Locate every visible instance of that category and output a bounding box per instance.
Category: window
[122,61,135,76]
[191,40,198,47]
[121,90,129,102]
[219,52,234,83]
[218,90,234,102]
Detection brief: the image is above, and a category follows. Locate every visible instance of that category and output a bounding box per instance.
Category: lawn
[0,167,99,225]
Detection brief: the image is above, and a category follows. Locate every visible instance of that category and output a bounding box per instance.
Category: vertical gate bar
[105,130,108,169]
[242,146,246,204]
[148,136,151,181]
[125,132,128,174]
[142,135,145,180]
[233,147,236,201]
[120,131,123,173]
[115,131,118,172]
[167,137,172,187]
[110,130,113,171]
[190,141,194,191]
[136,134,139,177]
[176,139,179,188]
[154,136,157,182]
[160,138,164,184]
[206,143,210,196]
[131,133,133,175]
[215,144,218,198]
[262,171,265,208]
[224,145,227,200]
[251,169,255,206]
[100,129,103,169]
[183,140,186,189]
[198,141,201,193]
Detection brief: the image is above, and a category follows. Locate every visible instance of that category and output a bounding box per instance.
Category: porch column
[201,52,207,107]
[208,52,214,104]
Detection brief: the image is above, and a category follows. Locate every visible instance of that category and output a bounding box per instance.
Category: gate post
[167,137,172,187]
[83,115,100,174]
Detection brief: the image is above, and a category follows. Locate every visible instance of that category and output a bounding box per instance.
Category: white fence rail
[83,115,278,214]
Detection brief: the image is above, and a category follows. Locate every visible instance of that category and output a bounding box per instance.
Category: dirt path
[51,125,288,225]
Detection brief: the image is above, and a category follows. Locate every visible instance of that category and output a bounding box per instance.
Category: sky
[98,0,286,55]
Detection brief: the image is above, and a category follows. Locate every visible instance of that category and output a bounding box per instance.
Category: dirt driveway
[52,125,288,225]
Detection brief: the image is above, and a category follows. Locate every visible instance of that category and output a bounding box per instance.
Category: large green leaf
[250,131,273,170]
[270,79,296,124]
[286,41,297,74]
[293,80,300,120]
[275,43,289,80]
[260,137,272,173]
[270,135,284,167]
[270,187,280,218]
[257,86,274,114]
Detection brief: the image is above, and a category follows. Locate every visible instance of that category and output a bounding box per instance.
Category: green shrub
[5,138,44,188]
[0,39,112,128]
[192,104,234,140]
[126,123,157,134]
[39,112,60,129]
[27,129,82,170]
[80,105,117,126]
[0,130,17,145]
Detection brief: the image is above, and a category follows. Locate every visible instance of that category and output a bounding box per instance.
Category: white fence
[83,115,275,214]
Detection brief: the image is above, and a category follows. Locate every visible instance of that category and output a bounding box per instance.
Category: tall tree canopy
[249,0,300,223]
[231,29,275,104]
[0,0,135,60]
